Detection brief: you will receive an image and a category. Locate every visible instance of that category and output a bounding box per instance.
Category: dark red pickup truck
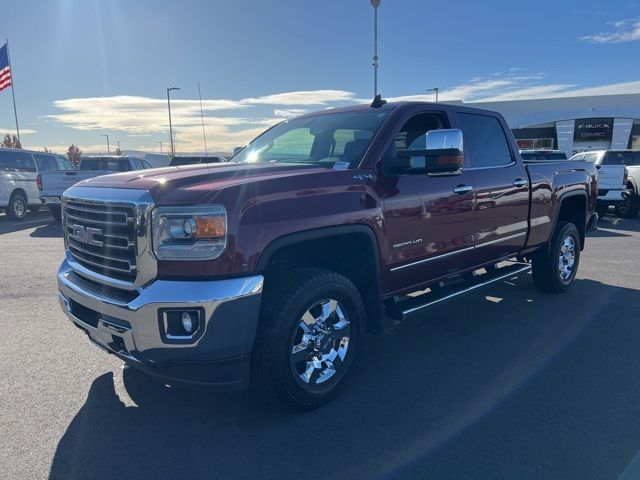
[57,101,598,409]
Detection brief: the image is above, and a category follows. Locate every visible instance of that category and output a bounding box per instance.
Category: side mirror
[390,129,465,175]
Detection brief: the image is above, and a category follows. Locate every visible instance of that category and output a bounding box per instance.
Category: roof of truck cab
[295,101,501,117]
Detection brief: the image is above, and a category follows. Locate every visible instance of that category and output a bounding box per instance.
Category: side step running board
[387,262,531,321]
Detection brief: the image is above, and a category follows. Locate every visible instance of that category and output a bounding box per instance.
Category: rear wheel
[255,268,364,410]
[6,192,28,220]
[532,221,580,293]
[615,194,640,218]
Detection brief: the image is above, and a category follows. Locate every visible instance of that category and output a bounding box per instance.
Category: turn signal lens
[195,216,226,239]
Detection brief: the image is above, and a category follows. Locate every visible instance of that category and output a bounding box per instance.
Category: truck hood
[75,162,327,205]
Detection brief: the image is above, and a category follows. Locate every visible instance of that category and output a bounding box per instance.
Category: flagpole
[5,40,20,144]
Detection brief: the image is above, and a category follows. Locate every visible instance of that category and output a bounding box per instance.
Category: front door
[378,110,476,294]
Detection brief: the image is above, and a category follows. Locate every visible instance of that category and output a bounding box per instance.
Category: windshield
[233,111,389,168]
[521,152,568,161]
[79,158,131,172]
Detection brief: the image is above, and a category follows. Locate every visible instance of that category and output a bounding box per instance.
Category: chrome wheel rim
[14,199,25,217]
[290,299,351,387]
[558,235,576,281]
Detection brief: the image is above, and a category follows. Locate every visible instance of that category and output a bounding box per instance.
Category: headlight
[152,205,227,260]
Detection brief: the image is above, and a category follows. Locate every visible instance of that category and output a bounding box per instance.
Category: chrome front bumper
[57,258,264,390]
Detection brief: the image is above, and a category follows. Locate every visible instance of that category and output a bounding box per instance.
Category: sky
[1,0,639,154]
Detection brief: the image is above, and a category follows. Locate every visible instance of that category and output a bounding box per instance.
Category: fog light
[181,311,194,333]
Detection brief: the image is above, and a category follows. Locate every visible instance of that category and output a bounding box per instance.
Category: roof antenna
[370,94,387,108]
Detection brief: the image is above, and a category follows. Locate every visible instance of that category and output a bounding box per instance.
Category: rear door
[455,111,530,264]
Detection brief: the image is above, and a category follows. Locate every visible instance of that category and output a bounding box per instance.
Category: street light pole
[370,0,380,98]
[157,141,163,154]
[101,134,110,155]
[426,87,440,102]
[167,87,180,156]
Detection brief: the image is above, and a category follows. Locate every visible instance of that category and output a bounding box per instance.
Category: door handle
[453,185,473,194]
[513,178,527,187]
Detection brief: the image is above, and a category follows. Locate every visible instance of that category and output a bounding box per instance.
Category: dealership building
[467,93,640,154]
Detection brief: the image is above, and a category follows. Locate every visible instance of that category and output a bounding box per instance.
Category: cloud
[242,90,355,106]
[46,90,356,152]
[273,108,309,119]
[388,73,640,104]
[0,128,37,135]
[580,19,640,43]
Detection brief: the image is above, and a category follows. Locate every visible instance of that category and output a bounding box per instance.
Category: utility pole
[157,141,163,154]
[426,87,440,102]
[167,87,180,156]
[198,82,208,155]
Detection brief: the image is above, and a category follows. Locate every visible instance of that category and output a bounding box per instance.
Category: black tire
[532,221,580,293]
[49,205,62,222]
[6,192,28,220]
[254,268,365,410]
[596,204,609,216]
[615,194,640,218]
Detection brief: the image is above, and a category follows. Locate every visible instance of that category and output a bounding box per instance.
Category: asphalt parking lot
[1,210,640,480]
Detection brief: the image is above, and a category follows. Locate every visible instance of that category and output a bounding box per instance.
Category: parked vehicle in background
[570,150,632,216]
[0,147,72,220]
[39,156,154,221]
[56,101,598,410]
[519,150,568,161]
[169,155,227,166]
[599,151,639,218]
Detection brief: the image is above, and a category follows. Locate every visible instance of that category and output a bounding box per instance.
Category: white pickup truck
[570,150,632,216]
[39,156,154,220]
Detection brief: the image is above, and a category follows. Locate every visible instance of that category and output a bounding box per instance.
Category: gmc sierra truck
[56,101,598,410]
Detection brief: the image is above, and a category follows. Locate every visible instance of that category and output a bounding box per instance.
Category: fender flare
[548,190,588,253]
[257,224,386,333]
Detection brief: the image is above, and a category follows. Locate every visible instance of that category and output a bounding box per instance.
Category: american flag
[0,43,12,92]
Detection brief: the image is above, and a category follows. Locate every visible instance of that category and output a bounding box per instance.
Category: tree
[1,134,21,148]
[42,147,50,153]
[67,144,82,166]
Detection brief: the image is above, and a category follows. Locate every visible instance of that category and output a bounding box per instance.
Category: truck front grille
[64,198,138,282]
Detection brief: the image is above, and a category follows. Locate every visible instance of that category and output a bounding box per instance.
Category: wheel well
[10,188,27,200]
[260,230,384,333]
[628,180,637,195]
[557,194,586,249]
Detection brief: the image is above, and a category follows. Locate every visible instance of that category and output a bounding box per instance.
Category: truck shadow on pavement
[49,276,640,480]
[0,212,57,236]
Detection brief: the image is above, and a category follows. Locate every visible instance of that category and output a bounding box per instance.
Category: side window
[56,156,74,170]
[33,153,59,172]
[142,160,153,169]
[5,151,37,171]
[387,112,449,169]
[131,158,143,170]
[457,113,512,168]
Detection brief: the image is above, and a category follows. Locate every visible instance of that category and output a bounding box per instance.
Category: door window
[457,113,512,168]
[384,112,449,170]
[55,156,75,170]
[0,150,36,171]
[33,154,59,172]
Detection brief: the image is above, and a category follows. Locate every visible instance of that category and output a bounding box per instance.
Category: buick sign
[574,117,614,142]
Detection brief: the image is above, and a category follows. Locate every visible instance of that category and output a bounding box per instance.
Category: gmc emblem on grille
[70,225,104,247]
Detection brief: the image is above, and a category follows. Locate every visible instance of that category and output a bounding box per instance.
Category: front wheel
[48,205,62,222]
[255,268,365,410]
[532,221,580,293]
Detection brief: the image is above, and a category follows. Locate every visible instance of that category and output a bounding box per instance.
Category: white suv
[570,150,632,216]
[0,147,71,220]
